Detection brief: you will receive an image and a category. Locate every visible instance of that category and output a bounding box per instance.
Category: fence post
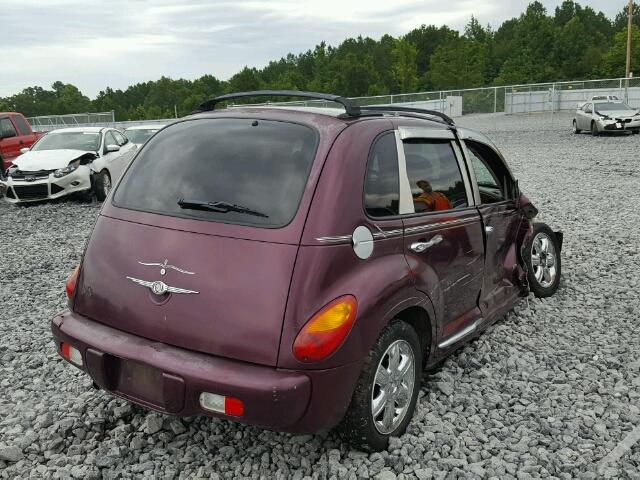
[493,87,497,114]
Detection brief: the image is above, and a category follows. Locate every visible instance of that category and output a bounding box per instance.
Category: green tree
[391,38,419,93]
[600,25,640,77]
[427,37,487,89]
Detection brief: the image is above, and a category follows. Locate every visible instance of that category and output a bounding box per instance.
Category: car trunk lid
[73,215,298,366]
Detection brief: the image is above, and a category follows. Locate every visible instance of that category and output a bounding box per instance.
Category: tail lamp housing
[60,342,83,367]
[65,265,80,306]
[199,392,245,417]
[293,295,357,363]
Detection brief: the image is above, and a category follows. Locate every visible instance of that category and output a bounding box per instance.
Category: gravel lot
[1,113,639,479]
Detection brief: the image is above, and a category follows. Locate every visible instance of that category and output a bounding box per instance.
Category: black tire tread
[524,223,562,298]
[338,320,421,452]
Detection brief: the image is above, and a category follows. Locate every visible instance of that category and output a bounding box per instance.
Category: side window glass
[465,141,512,204]
[12,115,31,136]
[0,118,17,138]
[403,140,468,213]
[364,132,399,217]
[584,104,592,114]
[104,132,117,153]
[114,131,127,146]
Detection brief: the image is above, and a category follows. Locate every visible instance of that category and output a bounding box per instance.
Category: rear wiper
[177,198,269,218]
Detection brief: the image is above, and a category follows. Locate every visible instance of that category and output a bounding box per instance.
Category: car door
[111,130,136,180]
[580,103,593,130]
[398,127,485,346]
[0,117,21,163]
[462,138,523,315]
[100,130,124,180]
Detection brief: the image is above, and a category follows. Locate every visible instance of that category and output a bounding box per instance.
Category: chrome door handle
[485,226,494,233]
[409,234,443,253]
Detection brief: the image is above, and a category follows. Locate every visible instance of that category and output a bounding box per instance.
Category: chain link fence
[25,77,640,132]
[27,112,116,132]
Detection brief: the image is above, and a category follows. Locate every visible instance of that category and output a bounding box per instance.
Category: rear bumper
[51,311,361,433]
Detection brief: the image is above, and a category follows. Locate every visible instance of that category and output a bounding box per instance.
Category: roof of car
[194,105,452,131]
[48,126,106,134]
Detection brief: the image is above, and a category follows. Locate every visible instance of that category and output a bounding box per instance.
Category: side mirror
[20,147,30,154]
[105,144,120,153]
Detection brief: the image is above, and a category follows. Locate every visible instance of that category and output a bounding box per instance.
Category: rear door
[462,138,523,314]
[110,130,137,180]
[399,128,485,344]
[0,116,22,164]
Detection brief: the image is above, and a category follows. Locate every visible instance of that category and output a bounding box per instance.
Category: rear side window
[114,118,318,228]
[0,118,17,138]
[12,115,31,136]
[403,140,468,212]
[364,132,399,217]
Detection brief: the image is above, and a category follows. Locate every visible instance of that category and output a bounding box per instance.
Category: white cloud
[0,0,624,98]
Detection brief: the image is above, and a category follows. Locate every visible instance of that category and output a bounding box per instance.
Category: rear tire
[632,130,639,135]
[93,170,111,202]
[524,223,561,298]
[572,120,581,134]
[339,320,421,452]
[591,121,599,136]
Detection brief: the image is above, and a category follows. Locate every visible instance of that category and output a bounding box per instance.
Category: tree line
[1,1,638,121]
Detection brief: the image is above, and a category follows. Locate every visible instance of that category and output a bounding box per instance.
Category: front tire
[339,320,421,451]
[632,130,639,135]
[572,120,581,134]
[591,121,599,136]
[525,223,561,298]
[93,170,111,202]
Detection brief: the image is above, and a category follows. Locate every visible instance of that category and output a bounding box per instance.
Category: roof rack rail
[196,90,361,117]
[358,105,455,126]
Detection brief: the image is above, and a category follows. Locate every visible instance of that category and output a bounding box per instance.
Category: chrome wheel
[102,173,111,196]
[531,232,557,288]
[371,339,415,434]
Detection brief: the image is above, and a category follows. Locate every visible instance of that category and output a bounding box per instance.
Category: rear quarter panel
[278,119,435,370]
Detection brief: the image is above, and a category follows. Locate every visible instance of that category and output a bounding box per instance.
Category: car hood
[13,149,97,171]
[595,109,639,118]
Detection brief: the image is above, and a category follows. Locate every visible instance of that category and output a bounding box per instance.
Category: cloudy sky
[0,0,624,98]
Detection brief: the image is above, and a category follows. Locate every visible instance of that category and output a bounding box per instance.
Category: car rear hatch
[72,113,344,366]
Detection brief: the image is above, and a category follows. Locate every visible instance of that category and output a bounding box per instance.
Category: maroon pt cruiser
[52,91,562,451]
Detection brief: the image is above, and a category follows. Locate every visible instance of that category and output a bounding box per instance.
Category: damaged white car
[573,100,640,136]
[0,127,137,203]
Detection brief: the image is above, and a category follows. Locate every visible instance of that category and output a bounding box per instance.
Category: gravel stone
[1,113,639,478]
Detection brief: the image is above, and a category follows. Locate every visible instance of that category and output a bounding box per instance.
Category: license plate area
[118,359,165,407]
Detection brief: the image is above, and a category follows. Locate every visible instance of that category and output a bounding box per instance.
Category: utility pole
[626,0,633,101]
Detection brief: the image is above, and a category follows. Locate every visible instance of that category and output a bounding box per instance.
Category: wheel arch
[394,305,434,369]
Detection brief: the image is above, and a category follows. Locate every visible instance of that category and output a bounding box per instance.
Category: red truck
[0,113,44,172]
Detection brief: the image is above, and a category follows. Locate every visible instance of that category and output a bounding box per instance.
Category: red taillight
[293,295,357,363]
[60,342,83,366]
[224,397,245,417]
[65,266,80,301]
[199,392,245,417]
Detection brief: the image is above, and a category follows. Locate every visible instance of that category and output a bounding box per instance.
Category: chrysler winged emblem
[126,277,199,295]
[127,259,198,295]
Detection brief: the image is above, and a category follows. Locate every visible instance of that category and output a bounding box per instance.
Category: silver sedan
[573,101,640,136]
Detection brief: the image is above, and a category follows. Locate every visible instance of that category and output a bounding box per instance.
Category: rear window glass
[113,118,318,228]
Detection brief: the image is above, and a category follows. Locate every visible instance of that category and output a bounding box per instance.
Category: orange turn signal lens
[293,295,357,363]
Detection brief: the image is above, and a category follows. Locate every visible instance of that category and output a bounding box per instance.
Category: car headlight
[54,161,80,178]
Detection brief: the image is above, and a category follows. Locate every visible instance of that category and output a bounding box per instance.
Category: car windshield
[595,102,634,112]
[114,118,318,228]
[32,132,101,152]
[125,129,159,144]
